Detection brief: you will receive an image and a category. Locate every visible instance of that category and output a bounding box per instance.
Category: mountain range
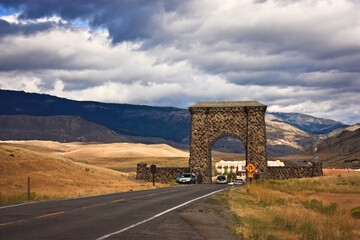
[0,89,357,157]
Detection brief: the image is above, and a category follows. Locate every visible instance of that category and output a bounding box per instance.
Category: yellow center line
[82,204,101,209]
[171,190,177,192]
[16,220,26,223]
[112,199,125,203]
[147,193,156,196]
[133,196,143,199]
[0,221,15,227]
[36,211,64,219]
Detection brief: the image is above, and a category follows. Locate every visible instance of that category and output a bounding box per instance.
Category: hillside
[0,141,170,204]
[0,115,131,143]
[0,89,352,157]
[0,89,190,143]
[0,140,190,173]
[268,112,348,134]
[312,128,360,154]
[294,128,360,168]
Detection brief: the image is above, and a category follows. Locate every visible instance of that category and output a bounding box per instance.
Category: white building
[215,160,285,177]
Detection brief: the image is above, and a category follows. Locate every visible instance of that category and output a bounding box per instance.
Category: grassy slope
[214,173,360,240]
[0,142,170,204]
[0,140,245,204]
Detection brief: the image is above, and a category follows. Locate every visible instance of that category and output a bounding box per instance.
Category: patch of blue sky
[70,18,91,29]
[0,5,19,17]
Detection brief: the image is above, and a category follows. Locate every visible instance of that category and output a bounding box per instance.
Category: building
[215,160,285,178]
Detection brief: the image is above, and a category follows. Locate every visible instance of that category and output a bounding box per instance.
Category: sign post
[150,164,157,186]
[246,163,255,184]
[28,177,30,201]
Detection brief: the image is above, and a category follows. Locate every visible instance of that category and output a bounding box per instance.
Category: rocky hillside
[268,112,348,134]
[305,128,360,155]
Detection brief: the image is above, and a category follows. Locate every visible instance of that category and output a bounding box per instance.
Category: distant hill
[0,89,190,143]
[300,127,360,168]
[306,128,360,155]
[0,115,131,143]
[268,112,349,134]
[0,89,352,156]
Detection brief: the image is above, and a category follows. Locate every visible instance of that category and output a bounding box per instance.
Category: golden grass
[0,142,170,204]
[218,173,360,240]
[1,141,190,173]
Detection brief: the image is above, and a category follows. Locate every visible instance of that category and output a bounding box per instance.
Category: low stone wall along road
[0,184,230,240]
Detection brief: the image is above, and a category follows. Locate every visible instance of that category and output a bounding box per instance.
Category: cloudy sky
[0,0,359,124]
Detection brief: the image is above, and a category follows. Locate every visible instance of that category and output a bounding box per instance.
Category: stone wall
[265,161,323,180]
[136,163,190,183]
[137,162,323,183]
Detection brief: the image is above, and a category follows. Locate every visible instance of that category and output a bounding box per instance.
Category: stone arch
[189,101,267,183]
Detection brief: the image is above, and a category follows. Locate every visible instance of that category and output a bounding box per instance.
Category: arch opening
[210,135,246,182]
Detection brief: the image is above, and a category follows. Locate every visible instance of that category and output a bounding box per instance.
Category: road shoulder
[179,192,237,240]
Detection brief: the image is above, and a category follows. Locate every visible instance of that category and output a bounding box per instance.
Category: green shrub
[350,206,360,219]
[302,199,338,215]
[227,172,236,183]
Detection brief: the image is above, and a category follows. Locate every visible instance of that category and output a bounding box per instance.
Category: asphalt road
[0,184,230,240]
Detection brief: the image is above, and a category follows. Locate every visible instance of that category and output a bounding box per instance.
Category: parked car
[233,179,246,185]
[176,175,181,183]
[178,173,197,184]
[216,175,227,184]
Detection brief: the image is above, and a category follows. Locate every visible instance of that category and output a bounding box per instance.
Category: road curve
[0,184,230,240]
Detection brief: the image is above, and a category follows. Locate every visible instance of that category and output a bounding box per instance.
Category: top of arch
[189,101,266,108]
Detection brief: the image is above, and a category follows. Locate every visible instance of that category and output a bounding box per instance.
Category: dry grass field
[57,142,190,172]
[0,141,179,204]
[0,140,247,205]
[212,173,360,240]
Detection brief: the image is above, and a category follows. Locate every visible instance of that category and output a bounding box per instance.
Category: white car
[178,173,197,184]
[216,175,227,184]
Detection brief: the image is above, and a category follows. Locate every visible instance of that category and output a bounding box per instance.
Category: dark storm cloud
[0,0,184,43]
[0,18,55,37]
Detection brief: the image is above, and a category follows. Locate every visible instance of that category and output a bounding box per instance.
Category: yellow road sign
[246,163,255,172]
[248,172,254,178]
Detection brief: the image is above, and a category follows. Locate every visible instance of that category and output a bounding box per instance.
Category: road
[0,184,230,240]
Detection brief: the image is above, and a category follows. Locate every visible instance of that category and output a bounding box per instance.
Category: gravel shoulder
[116,191,237,240]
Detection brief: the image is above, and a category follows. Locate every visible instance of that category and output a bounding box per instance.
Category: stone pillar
[136,162,148,180]
[246,107,267,178]
[189,109,211,183]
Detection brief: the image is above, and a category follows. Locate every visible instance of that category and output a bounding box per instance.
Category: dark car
[178,173,197,184]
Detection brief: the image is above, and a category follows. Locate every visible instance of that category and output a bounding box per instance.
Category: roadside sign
[248,172,254,178]
[150,164,157,174]
[254,169,259,174]
[150,164,156,186]
[246,163,255,172]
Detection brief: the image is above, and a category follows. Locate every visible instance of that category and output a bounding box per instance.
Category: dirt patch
[179,196,237,240]
[323,169,357,176]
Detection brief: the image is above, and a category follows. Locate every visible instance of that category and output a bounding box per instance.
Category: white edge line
[0,202,36,210]
[0,186,181,210]
[96,187,228,240]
